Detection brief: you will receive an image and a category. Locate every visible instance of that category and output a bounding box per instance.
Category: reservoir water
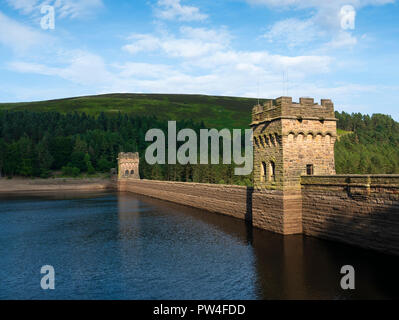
[0,191,398,300]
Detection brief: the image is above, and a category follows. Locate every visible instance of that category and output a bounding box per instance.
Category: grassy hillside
[337,129,354,140]
[2,93,399,177]
[0,93,263,129]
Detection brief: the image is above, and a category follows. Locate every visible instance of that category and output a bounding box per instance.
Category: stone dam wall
[118,179,252,221]
[0,178,116,193]
[118,179,298,235]
[301,175,399,256]
[118,176,399,255]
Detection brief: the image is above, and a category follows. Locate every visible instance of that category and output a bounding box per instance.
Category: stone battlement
[302,174,399,186]
[118,152,140,179]
[301,174,399,200]
[251,97,336,125]
[118,152,139,160]
[252,96,337,194]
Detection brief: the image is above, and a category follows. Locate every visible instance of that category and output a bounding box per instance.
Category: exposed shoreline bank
[0,177,117,193]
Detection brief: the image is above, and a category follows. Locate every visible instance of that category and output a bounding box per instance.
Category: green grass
[337,129,353,140]
[0,93,268,129]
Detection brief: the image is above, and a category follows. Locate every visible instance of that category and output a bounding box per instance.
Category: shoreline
[0,177,117,193]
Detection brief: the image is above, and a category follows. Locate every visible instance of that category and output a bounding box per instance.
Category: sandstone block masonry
[118,152,140,180]
[118,179,292,235]
[118,179,253,221]
[301,175,399,255]
[118,177,399,255]
[118,96,399,256]
[251,97,337,234]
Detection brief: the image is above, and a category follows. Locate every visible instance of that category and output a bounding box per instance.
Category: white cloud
[8,42,333,99]
[5,0,39,15]
[10,43,388,117]
[123,34,161,55]
[246,0,395,9]
[0,0,396,121]
[115,62,182,79]
[323,31,358,49]
[8,17,336,102]
[251,0,395,30]
[180,26,232,44]
[9,61,57,75]
[263,18,324,47]
[123,27,231,58]
[256,0,394,49]
[0,11,51,52]
[9,50,113,86]
[154,0,208,21]
[6,0,104,19]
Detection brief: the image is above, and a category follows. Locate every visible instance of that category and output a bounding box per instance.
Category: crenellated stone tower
[251,97,337,190]
[118,152,140,179]
[250,97,337,234]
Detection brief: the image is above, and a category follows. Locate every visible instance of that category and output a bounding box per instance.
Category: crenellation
[118,152,140,179]
[250,96,338,234]
[321,99,334,108]
[263,100,273,109]
[251,96,337,191]
[118,152,139,160]
[299,97,315,106]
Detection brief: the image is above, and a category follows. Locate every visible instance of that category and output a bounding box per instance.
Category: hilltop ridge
[0,93,266,129]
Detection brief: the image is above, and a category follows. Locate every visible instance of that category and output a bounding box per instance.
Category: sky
[0,0,399,119]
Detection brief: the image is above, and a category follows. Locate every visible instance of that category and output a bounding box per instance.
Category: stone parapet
[301,175,399,255]
[118,175,399,254]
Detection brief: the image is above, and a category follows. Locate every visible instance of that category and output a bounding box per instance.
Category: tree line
[0,111,251,185]
[0,110,398,184]
[334,111,399,174]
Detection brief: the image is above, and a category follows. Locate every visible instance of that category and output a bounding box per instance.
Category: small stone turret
[251,97,337,190]
[118,152,140,179]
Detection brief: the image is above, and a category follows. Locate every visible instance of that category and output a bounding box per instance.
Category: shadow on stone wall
[245,187,254,224]
[303,192,399,298]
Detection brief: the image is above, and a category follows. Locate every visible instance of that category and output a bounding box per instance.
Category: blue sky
[0,0,398,119]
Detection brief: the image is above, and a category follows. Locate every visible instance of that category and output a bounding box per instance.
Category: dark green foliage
[0,110,250,185]
[49,137,73,169]
[61,166,80,177]
[1,107,397,183]
[85,153,95,174]
[335,111,399,174]
[97,156,112,173]
[70,151,86,172]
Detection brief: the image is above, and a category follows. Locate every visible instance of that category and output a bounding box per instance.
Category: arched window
[261,162,267,182]
[125,170,129,176]
[269,161,276,182]
[130,170,134,175]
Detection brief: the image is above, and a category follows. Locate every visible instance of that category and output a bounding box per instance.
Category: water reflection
[0,191,398,299]
[116,192,399,299]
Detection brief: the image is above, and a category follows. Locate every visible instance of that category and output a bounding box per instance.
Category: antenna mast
[282,69,289,96]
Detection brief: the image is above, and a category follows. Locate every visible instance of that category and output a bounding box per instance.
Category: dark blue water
[0,191,398,300]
